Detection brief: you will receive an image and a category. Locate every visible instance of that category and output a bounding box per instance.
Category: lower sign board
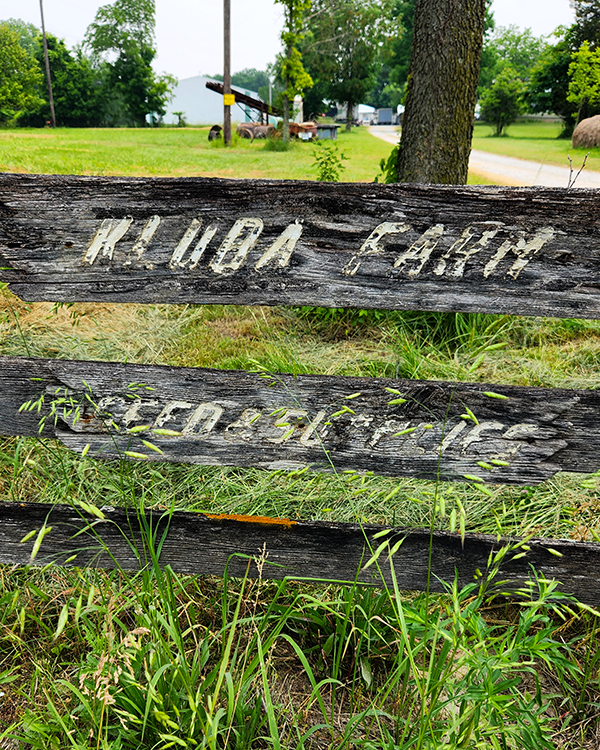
[1,355,599,485]
[2,502,600,606]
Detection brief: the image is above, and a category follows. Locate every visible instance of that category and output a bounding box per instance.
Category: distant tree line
[477,0,600,137]
[0,0,175,128]
[222,0,600,140]
[4,0,600,135]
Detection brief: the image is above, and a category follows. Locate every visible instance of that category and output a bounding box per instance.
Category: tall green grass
[0,293,599,746]
[0,446,596,749]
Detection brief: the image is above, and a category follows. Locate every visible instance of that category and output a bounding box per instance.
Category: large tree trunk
[396,0,486,185]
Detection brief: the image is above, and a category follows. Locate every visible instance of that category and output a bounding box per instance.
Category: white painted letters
[82,214,555,281]
[127,215,161,264]
[433,224,500,277]
[182,402,224,437]
[170,219,220,270]
[483,227,555,279]
[394,224,444,277]
[344,222,410,276]
[210,218,264,273]
[255,221,303,269]
[85,218,133,264]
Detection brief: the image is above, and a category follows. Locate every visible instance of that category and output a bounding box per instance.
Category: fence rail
[3,502,600,606]
[1,355,599,485]
[1,175,600,318]
[1,173,599,603]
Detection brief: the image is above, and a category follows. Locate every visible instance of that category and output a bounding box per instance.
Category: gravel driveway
[368,125,600,188]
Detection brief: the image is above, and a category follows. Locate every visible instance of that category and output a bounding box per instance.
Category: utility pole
[39,0,56,128]
[223,0,232,146]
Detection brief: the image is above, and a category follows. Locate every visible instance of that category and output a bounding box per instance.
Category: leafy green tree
[84,0,175,126]
[109,44,174,126]
[232,68,270,93]
[366,0,414,105]
[363,0,414,110]
[480,66,523,135]
[486,25,546,80]
[523,11,600,139]
[567,40,600,122]
[275,0,313,141]
[0,23,43,124]
[18,35,106,127]
[2,18,39,56]
[302,0,397,131]
[570,0,600,48]
[525,36,580,136]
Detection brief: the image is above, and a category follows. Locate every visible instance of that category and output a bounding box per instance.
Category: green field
[0,125,495,185]
[0,126,599,748]
[0,125,396,182]
[472,119,600,172]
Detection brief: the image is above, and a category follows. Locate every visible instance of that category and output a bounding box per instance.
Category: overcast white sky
[1,0,576,81]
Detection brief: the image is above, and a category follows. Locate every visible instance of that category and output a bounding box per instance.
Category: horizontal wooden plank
[1,354,599,484]
[2,174,600,318]
[1,501,599,605]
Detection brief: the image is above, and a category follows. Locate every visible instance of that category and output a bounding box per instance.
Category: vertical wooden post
[223,0,232,146]
[39,0,56,129]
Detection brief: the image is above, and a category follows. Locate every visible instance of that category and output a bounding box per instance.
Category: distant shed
[164,75,267,126]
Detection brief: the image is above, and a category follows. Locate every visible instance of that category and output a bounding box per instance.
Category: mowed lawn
[0,124,498,184]
[0,125,396,182]
[3,121,598,185]
[472,119,600,172]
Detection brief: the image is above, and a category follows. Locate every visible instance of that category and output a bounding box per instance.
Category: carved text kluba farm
[83,216,555,280]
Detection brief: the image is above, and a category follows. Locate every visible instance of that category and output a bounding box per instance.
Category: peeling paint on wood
[2,174,600,317]
[2,355,599,485]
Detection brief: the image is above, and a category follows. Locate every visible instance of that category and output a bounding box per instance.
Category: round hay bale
[572,115,600,148]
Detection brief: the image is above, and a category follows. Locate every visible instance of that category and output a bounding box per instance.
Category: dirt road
[368,125,600,188]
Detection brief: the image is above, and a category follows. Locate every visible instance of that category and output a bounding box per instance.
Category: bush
[311,140,348,181]
[263,134,293,151]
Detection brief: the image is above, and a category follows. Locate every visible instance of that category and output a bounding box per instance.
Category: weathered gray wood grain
[2,174,600,318]
[2,501,599,605]
[2,354,599,484]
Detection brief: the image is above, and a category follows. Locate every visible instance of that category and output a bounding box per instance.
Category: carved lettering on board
[82,216,555,280]
[63,390,554,466]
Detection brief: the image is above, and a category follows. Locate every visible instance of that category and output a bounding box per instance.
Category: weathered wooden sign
[3,501,600,605]
[2,174,600,318]
[2,354,599,485]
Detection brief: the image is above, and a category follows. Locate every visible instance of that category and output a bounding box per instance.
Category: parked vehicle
[376,108,393,125]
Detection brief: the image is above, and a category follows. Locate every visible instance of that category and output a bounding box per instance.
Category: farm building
[164,75,267,126]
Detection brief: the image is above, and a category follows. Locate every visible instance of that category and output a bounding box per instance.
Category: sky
[1,0,576,82]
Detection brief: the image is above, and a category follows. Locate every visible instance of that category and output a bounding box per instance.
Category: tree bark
[396,0,487,184]
[346,99,353,131]
[283,91,290,142]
